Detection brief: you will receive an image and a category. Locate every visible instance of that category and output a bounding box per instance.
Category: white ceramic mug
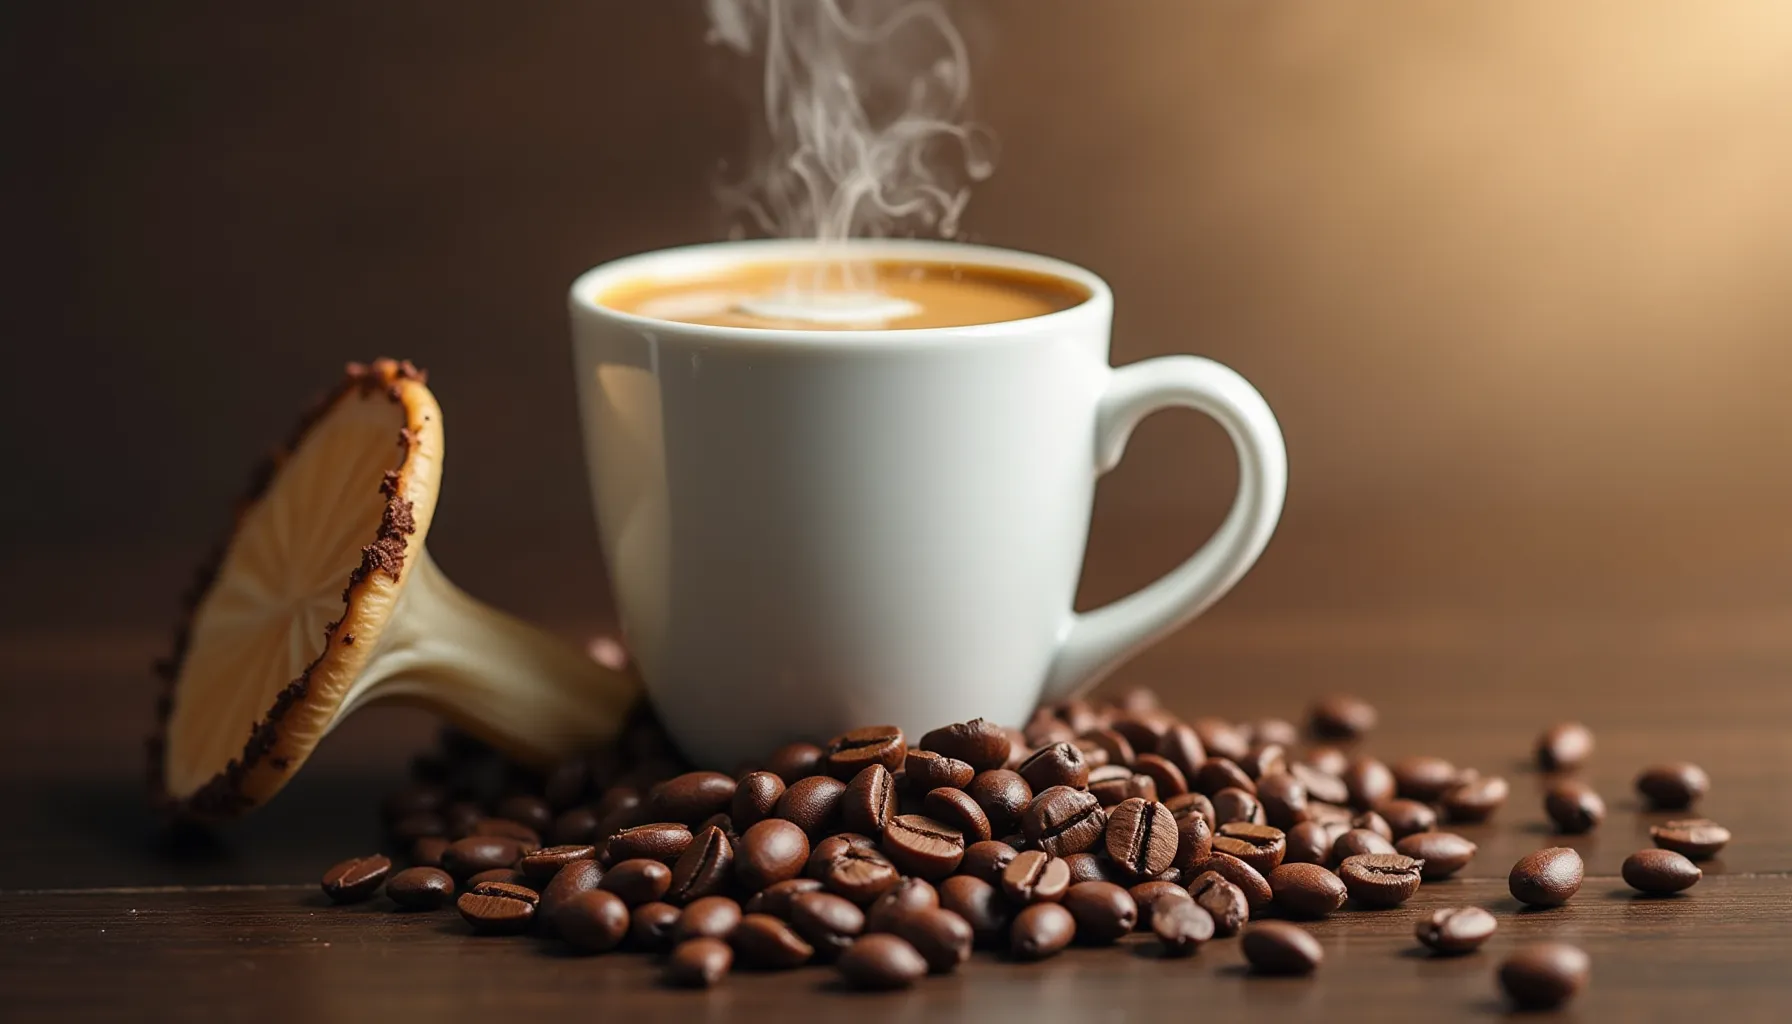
[569,239,1286,768]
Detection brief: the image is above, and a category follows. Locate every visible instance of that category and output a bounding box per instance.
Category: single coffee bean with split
[742,878,823,919]
[1509,847,1584,907]
[1018,742,1090,792]
[919,718,1012,773]
[1105,798,1180,878]
[1060,881,1137,944]
[904,750,975,792]
[519,844,597,883]
[825,725,907,780]
[1622,848,1701,894]
[457,880,538,934]
[1636,762,1709,810]
[627,901,682,951]
[1010,902,1077,960]
[881,814,966,879]
[959,840,1019,884]
[1211,787,1266,826]
[1242,921,1324,975]
[924,787,992,844]
[1189,870,1249,936]
[1129,881,1190,928]
[650,771,737,826]
[1132,753,1189,798]
[1187,850,1274,910]
[1002,850,1072,904]
[1391,756,1459,802]
[668,825,733,903]
[666,937,732,988]
[773,775,846,838]
[938,875,1010,946]
[1414,906,1496,955]
[1309,694,1376,740]
[1151,896,1214,956]
[1284,821,1335,866]
[1396,831,1477,879]
[864,876,939,932]
[674,894,743,943]
[1536,722,1594,772]
[600,858,672,907]
[1545,779,1605,834]
[836,933,927,990]
[813,846,900,905]
[787,891,864,956]
[965,770,1033,836]
[1193,758,1256,797]
[1330,828,1397,865]
[731,771,785,829]
[560,888,630,952]
[892,906,973,973]
[1023,786,1107,857]
[730,912,814,969]
[321,854,391,904]
[608,823,693,864]
[385,866,454,910]
[538,859,603,933]
[1256,772,1308,829]
[735,818,810,891]
[1499,942,1590,1010]
[840,764,897,836]
[1342,757,1396,809]
[1440,773,1508,823]
[1338,853,1425,908]
[1215,822,1287,875]
[1650,818,1731,860]
[1267,862,1348,918]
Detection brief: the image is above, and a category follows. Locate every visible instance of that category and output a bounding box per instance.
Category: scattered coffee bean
[957,839,1019,885]
[1173,806,1215,871]
[1060,881,1137,944]
[1104,798,1179,878]
[1351,810,1393,840]
[891,906,973,973]
[1440,772,1508,823]
[1342,757,1396,809]
[1156,723,1208,778]
[918,718,1011,773]
[1255,772,1308,829]
[1018,742,1090,792]
[1338,853,1424,908]
[904,750,975,793]
[1192,717,1251,762]
[1086,765,1150,806]
[1650,818,1731,860]
[825,725,907,780]
[1188,850,1274,910]
[1414,906,1496,955]
[815,845,901,904]
[673,894,743,943]
[385,866,454,910]
[735,818,810,891]
[1499,942,1590,1009]
[1268,862,1348,918]
[1193,758,1256,797]
[650,771,737,826]
[1151,896,1214,956]
[836,933,926,989]
[773,775,846,838]
[787,891,864,956]
[1080,727,1136,768]
[1308,694,1376,740]
[964,770,1033,836]
[1302,746,1350,777]
[1211,787,1266,826]
[742,878,823,919]
[1023,786,1107,857]
[1509,847,1584,907]
[518,844,597,883]
[608,822,693,863]
[999,849,1069,904]
[1010,902,1077,960]
[840,764,897,836]
[864,876,939,932]
[730,912,814,969]
[440,837,522,882]
[494,794,554,833]
[668,825,733,903]
[730,771,785,829]
[1284,821,1335,866]
[457,880,538,935]
[411,836,451,868]
[666,936,732,988]
[1131,753,1189,799]
[321,854,391,904]
[560,888,630,952]
[1622,849,1701,894]
[1214,822,1287,875]
[880,814,966,879]
[938,875,1010,946]
[1128,881,1190,928]
[764,742,824,781]
[1061,851,1118,885]
[1544,779,1605,834]
[923,787,992,844]
[1242,921,1324,974]
[1376,799,1436,839]
[539,859,603,933]
[600,858,672,907]
[1636,762,1709,810]
[1395,831,1477,880]
[1330,828,1397,865]
[1391,756,1459,801]
[1189,870,1250,936]
[467,868,525,888]
[1536,722,1594,772]
[1239,743,1286,781]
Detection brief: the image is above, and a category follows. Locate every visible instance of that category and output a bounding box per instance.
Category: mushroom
[150,359,639,818]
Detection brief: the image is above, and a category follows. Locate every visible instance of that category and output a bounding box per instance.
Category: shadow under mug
[570,239,1287,768]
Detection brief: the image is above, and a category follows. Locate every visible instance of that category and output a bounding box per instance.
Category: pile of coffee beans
[313,695,1724,1012]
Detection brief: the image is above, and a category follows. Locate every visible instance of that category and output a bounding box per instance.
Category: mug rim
[568,238,1112,346]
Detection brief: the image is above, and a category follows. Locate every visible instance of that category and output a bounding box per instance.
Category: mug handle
[1040,355,1288,703]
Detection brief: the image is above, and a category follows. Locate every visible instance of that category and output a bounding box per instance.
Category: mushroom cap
[152,359,441,817]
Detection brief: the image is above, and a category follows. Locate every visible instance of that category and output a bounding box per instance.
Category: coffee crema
[600,259,1089,331]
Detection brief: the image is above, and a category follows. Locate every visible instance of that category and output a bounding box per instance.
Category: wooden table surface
[3,516,1790,1022]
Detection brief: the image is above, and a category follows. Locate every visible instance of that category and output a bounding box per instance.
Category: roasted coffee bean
[518,844,597,883]
[494,794,554,834]
[1301,745,1350,777]
[1255,772,1308,829]
[1018,742,1090,792]
[1351,810,1394,840]
[1622,848,1701,894]
[411,836,451,868]
[388,812,447,845]
[1499,942,1590,1010]
[1061,881,1137,944]
[836,933,927,990]
[1395,831,1477,880]
[1189,870,1249,936]
[1509,847,1584,907]
[1104,798,1179,878]
[1391,756,1459,802]
[1050,699,1102,734]
[1215,822,1287,875]
[816,847,902,904]
[539,859,603,933]
[1188,850,1274,910]
[1061,851,1120,885]
[1636,762,1709,810]
[1330,827,1397,865]
[1129,752,1188,799]
[1010,902,1076,960]
[1544,779,1606,833]
[1239,743,1286,781]
[880,814,966,879]
[742,877,823,919]
[1288,763,1350,808]
[730,913,813,969]
[730,770,785,829]
[550,807,601,846]
[1211,787,1266,826]
[1650,818,1731,860]
[321,854,391,904]
[1536,722,1594,772]
[923,787,992,844]
[764,742,825,781]
[1242,921,1324,975]
[1086,765,1144,806]
[558,888,629,952]
[1151,896,1214,956]
[958,840,1019,884]
[1192,758,1256,797]
[1001,850,1071,904]
[788,891,864,956]
[964,769,1033,835]
[666,936,732,988]
[806,832,878,877]
[467,868,526,888]
[650,772,737,826]
[627,901,682,951]
[840,764,897,836]
[1308,694,1376,740]
[1248,717,1301,748]
[593,792,645,841]
[1192,717,1250,762]
[668,826,733,903]
[903,750,975,793]
[1156,723,1208,778]
[1016,789,1099,858]
[1129,881,1191,928]
[1111,711,1174,756]
[1307,801,1353,826]
[864,877,939,932]
[1414,906,1497,955]
[1024,709,1076,748]
[440,837,522,882]
[1174,809,1214,870]
[825,725,907,779]
[1167,791,1216,828]
[1079,727,1136,768]
[1268,862,1348,918]
[1283,821,1334,866]
[385,866,453,910]
[608,823,693,864]
[457,880,538,934]
[600,858,672,907]
[1440,773,1508,823]
[1342,757,1396,809]
[1338,853,1424,908]
[938,875,1010,946]
[772,774,846,838]
[891,906,973,973]
[1377,799,1437,839]
[443,801,486,838]
[918,718,1011,773]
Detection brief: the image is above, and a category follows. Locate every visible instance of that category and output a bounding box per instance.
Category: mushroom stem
[341,550,639,764]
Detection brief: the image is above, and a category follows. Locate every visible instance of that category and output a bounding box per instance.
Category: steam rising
[706,0,994,245]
